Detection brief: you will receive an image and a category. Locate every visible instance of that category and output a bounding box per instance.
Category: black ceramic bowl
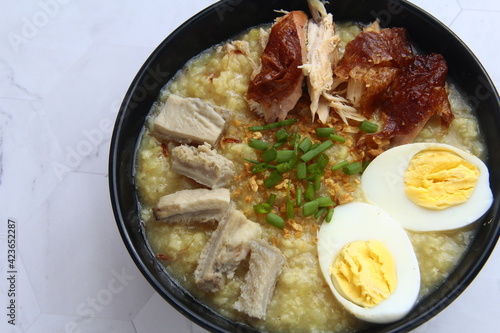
[109,0,500,332]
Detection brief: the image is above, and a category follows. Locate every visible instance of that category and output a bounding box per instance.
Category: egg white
[317,202,420,324]
[361,143,493,232]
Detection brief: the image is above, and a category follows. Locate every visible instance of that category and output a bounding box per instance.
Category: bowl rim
[109,0,500,332]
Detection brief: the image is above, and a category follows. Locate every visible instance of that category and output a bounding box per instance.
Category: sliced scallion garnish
[331,160,349,171]
[275,128,290,142]
[298,137,312,153]
[316,196,334,207]
[275,150,295,164]
[326,208,334,223]
[296,163,307,180]
[296,187,303,207]
[264,171,282,188]
[330,134,346,143]
[248,139,270,151]
[262,148,277,163]
[316,127,335,138]
[286,199,295,219]
[314,207,326,219]
[300,140,333,162]
[253,203,272,214]
[266,212,285,229]
[342,161,362,175]
[359,120,379,133]
[303,200,319,217]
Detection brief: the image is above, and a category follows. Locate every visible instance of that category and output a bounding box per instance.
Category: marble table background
[0,0,498,332]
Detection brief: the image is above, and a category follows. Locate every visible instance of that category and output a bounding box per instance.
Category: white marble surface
[0,1,498,332]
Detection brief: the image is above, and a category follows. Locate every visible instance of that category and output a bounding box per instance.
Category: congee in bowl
[112,0,498,332]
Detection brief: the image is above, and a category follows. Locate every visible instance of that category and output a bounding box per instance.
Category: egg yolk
[404,148,479,210]
[330,240,397,308]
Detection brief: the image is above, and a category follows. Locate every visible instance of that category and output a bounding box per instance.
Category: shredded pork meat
[301,0,341,123]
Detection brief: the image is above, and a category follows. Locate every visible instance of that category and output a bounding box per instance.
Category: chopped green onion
[313,174,321,191]
[305,182,315,201]
[268,193,277,206]
[325,208,334,223]
[316,154,329,170]
[251,163,268,174]
[299,137,312,153]
[330,134,346,143]
[300,140,334,162]
[253,203,271,214]
[287,152,298,169]
[316,127,335,138]
[290,133,301,149]
[286,199,295,219]
[266,212,285,229]
[244,158,260,164]
[316,196,335,207]
[296,163,307,180]
[331,160,349,171]
[261,148,277,163]
[307,163,320,175]
[342,161,362,175]
[276,150,294,163]
[310,142,320,150]
[303,200,319,217]
[273,141,286,149]
[264,171,282,188]
[276,162,291,173]
[296,187,303,207]
[248,118,297,131]
[359,120,379,133]
[314,207,326,219]
[275,128,290,142]
[248,139,270,151]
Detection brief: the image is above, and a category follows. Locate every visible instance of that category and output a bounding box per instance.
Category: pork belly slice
[153,188,230,223]
[194,209,262,293]
[153,94,229,146]
[246,10,308,123]
[234,241,285,320]
[171,143,235,189]
[302,0,341,123]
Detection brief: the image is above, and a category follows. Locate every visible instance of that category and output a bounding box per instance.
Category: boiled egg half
[361,143,493,232]
[317,202,420,324]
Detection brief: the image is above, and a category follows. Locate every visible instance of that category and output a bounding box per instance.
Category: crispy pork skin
[247,11,308,123]
[334,27,414,118]
[153,188,230,223]
[194,209,262,293]
[378,53,454,146]
[153,94,229,146]
[171,143,235,189]
[357,54,454,158]
[234,241,285,320]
